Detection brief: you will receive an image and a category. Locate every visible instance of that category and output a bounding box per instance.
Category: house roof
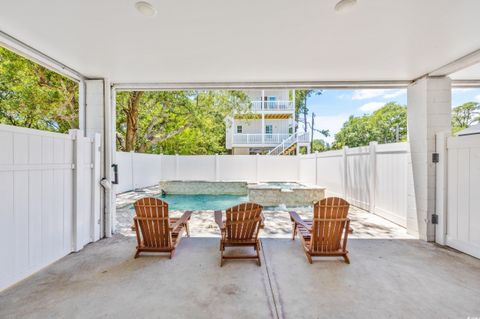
[458,123,480,136]
[1,0,480,84]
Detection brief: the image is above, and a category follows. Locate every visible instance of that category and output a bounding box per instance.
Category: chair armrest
[289,211,311,231]
[214,210,225,230]
[171,211,193,230]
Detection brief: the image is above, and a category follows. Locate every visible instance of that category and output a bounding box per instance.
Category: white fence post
[435,132,448,245]
[256,153,260,183]
[130,151,135,191]
[369,142,377,213]
[91,133,101,241]
[215,154,220,181]
[175,154,179,180]
[342,146,348,199]
[314,151,319,185]
[70,129,83,252]
[159,154,163,181]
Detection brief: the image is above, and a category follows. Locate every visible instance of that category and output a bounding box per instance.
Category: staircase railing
[267,133,298,155]
[267,132,310,155]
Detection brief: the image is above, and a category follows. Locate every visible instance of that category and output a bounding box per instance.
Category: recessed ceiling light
[135,1,157,17]
[334,0,357,12]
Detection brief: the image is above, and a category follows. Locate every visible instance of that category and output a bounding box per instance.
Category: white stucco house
[225,90,310,155]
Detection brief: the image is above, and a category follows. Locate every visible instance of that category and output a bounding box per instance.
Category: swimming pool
[134,194,248,211]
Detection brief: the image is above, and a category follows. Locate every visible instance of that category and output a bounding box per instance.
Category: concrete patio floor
[1,235,479,319]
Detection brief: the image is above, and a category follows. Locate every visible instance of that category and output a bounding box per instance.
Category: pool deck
[1,187,479,318]
[2,236,479,318]
[116,186,411,239]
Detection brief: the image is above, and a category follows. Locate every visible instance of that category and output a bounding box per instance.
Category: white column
[407,76,451,241]
[85,79,113,238]
[261,113,265,144]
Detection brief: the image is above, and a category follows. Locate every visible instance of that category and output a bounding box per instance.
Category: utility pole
[311,112,315,151]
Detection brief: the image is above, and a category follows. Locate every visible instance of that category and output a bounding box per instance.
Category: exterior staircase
[267,132,309,155]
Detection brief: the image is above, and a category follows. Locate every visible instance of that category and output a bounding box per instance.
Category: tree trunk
[125,91,144,152]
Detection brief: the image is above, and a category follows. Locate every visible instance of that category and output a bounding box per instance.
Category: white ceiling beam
[0,30,85,82]
[428,48,480,77]
[113,80,411,91]
[451,80,480,88]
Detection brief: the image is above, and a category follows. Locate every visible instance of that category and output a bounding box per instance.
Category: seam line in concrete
[261,239,281,319]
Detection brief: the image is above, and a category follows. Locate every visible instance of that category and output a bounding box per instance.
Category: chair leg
[185,222,190,237]
[292,223,297,240]
[134,250,140,259]
[256,242,261,266]
[343,254,350,264]
[220,241,225,267]
[305,251,313,264]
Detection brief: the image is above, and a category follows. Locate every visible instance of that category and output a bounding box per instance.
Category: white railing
[251,100,294,112]
[268,132,310,155]
[233,133,291,145]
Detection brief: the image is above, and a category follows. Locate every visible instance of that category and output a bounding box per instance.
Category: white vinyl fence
[437,133,480,258]
[298,142,411,227]
[116,142,413,228]
[116,153,299,193]
[0,124,101,291]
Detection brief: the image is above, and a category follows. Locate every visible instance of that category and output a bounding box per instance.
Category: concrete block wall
[407,77,451,241]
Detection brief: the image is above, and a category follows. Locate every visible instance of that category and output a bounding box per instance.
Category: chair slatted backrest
[226,203,263,240]
[311,197,349,253]
[134,197,172,249]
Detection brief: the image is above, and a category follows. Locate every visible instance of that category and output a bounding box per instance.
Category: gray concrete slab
[263,238,480,319]
[1,235,479,319]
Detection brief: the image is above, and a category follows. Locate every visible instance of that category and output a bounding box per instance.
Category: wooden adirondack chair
[133,197,192,259]
[215,203,263,266]
[289,197,351,264]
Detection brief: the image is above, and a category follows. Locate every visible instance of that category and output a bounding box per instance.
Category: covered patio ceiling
[1,0,480,85]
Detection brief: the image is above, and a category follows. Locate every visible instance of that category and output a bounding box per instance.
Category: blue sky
[305,88,480,143]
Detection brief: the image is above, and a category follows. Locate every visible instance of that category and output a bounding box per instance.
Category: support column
[261,113,265,144]
[85,79,114,238]
[407,76,451,241]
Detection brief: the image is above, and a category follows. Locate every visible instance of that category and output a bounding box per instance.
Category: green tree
[311,139,330,152]
[452,102,479,134]
[332,102,407,149]
[0,47,78,132]
[116,90,250,154]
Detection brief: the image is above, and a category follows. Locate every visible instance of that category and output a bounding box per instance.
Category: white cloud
[383,90,405,99]
[310,113,351,143]
[452,88,473,93]
[352,89,405,100]
[475,94,480,102]
[358,102,385,113]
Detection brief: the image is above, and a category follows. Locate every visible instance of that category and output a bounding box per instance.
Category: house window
[265,125,273,135]
[236,125,243,133]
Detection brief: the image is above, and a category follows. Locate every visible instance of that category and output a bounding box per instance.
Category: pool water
[153,194,248,211]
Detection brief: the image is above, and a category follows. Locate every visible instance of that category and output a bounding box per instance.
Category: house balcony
[232,132,310,146]
[250,100,294,112]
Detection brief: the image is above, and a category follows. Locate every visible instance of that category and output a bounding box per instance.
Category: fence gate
[442,134,480,258]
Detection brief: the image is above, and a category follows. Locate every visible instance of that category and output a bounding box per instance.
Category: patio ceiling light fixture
[135,1,157,17]
[334,0,357,12]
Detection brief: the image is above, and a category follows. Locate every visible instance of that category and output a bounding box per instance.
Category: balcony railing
[250,100,294,112]
[233,133,291,145]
